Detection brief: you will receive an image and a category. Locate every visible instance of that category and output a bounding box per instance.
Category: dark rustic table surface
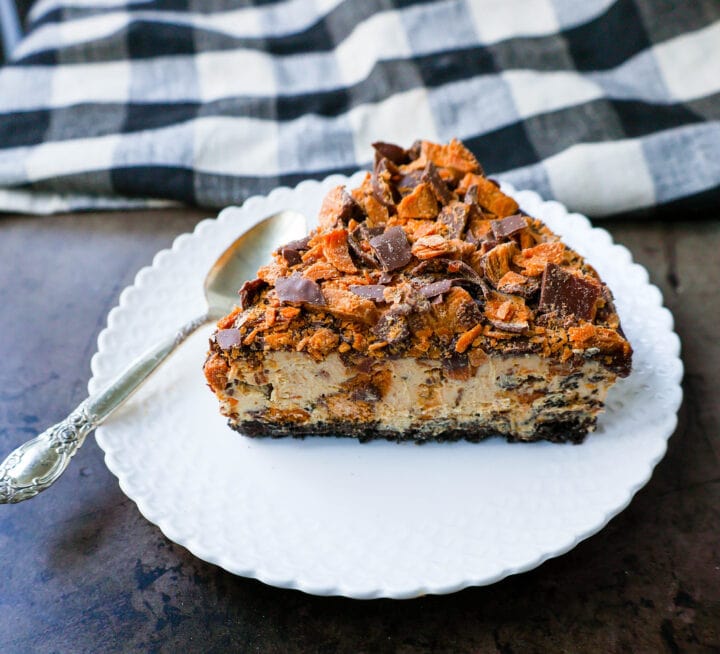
[0,208,718,653]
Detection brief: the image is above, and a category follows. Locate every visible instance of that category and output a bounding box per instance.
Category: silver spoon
[0,210,307,503]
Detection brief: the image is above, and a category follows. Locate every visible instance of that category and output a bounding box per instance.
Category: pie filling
[206,350,615,443]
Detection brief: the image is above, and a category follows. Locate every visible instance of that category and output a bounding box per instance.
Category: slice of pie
[204,139,632,443]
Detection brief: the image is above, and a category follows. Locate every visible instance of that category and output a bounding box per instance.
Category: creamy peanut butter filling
[213,351,614,441]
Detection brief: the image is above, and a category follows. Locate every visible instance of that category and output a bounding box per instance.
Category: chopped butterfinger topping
[212,138,631,377]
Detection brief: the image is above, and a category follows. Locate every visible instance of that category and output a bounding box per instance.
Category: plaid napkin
[0,0,718,217]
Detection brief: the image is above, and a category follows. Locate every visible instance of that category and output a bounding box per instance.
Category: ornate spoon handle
[0,314,207,504]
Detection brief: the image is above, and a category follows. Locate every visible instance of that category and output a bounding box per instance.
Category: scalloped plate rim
[91,174,683,599]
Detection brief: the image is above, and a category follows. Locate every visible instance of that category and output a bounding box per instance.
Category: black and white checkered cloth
[0,0,718,216]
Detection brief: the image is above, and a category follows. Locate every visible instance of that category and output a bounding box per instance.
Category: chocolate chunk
[372,308,410,344]
[372,158,398,208]
[479,239,498,255]
[396,169,423,195]
[422,162,454,205]
[280,236,310,252]
[347,226,379,268]
[215,328,243,350]
[419,279,453,298]
[538,263,601,321]
[335,189,364,224]
[410,260,431,276]
[349,284,387,302]
[491,214,527,241]
[319,187,364,229]
[281,248,301,265]
[351,223,383,243]
[238,278,267,309]
[407,139,422,161]
[372,141,409,165]
[464,184,479,206]
[410,258,489,295]
[369,226,412,271]
[443,352,469,371]
[275,273,325,305]
[279,237,310,266]
[438,202,470,239]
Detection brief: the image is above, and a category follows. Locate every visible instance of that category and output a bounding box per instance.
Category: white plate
[91,175,682,599]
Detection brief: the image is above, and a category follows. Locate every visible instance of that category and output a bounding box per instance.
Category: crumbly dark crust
[232,417,595,445]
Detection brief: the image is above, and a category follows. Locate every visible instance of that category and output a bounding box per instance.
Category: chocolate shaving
[406,140,422,161]
[347,226,379,268]
[238,278,267,309]
[438,202,470,239]
[422,162,454,205]
[491,214,527,241]
[372,157,397,208]
[464,184,479,206]
[464,231,480,246]
[349,284,387,302]
[409,258,489,295]
[275,273,325,305]
[337,189,364,224]
[538,263,601,321]
[447,260,485,287]
[369,226,412,271]
[215,328,243,350]
[372,141,409,165]
[497,275,540,299]
[378,271,393,284]
[487,319,528,334]
[419,279,453,298]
